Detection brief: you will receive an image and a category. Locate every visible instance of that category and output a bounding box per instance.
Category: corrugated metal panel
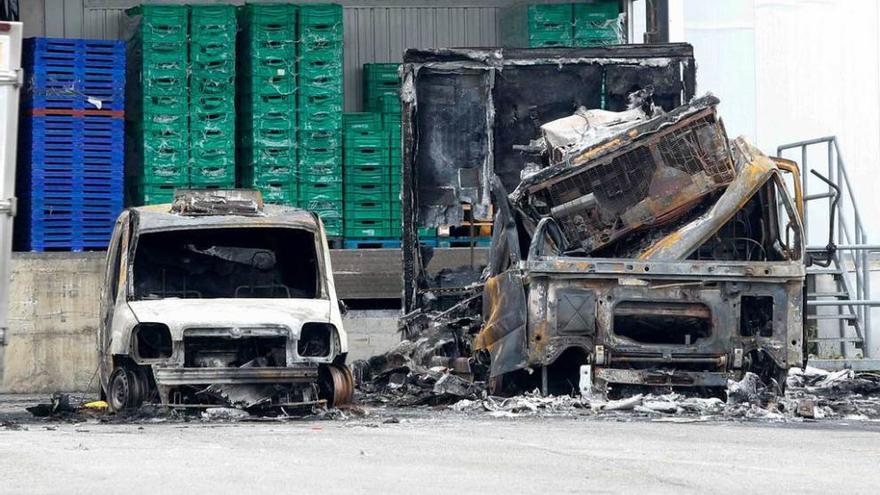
[44,3,501,110]
[343,6,500,110]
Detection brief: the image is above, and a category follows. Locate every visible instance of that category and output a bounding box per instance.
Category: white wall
[674,0,880,360]
[675,0,880,246]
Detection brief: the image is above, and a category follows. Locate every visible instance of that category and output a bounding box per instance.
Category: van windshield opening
[131,227,320,300]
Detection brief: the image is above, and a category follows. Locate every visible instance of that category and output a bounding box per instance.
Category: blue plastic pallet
[343,238,402,249]
[23,37,126,110]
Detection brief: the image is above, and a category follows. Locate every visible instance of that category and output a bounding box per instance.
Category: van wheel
[107,368,132,412]
[318,364,354,408]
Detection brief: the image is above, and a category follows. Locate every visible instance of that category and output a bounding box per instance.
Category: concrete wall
[1,253,402,393]
[2,253,105,393]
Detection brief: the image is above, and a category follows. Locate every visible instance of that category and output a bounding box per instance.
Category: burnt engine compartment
[183,335,288,368]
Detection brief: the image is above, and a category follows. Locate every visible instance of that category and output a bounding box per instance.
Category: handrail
[778,136,875,360]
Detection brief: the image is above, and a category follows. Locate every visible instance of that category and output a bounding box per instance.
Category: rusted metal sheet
[513,95,735,255]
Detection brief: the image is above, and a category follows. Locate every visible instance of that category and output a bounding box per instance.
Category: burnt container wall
[401,45,697,312]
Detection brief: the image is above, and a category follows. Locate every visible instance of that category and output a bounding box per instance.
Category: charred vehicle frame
[98,191,353,412]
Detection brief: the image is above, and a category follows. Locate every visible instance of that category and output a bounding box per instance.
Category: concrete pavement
[1,409,878,494]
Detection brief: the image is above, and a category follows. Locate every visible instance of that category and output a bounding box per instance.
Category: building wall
[675,0,880,246]
[673,0,880,359]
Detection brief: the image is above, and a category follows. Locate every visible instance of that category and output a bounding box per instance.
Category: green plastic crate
[343,112,384,132]
[132,182,178,205]
[344,218,397,238]
[298,4,343,43]
[344,146,389,166]
[343,131,385,148]
[243,162,295,184]
[299,169,343,183]
[299,54,343,74]
[242,146,297,166]
[191,94,234,114]
[298,109,342,131]
[528,31,573,48]
[128,5,189,43]
[300,185,343,203]
[344,164,392,184]
[302,200,343,216]
[240,3,298,29]
[252,181,297,205]
[190,74,235,96]
[300,72,342,92]
[190,5,237,39]
[140,41,187,62]
[573,1,620,28]
[344,182,392,202]
[301,129,342,149]
[527,3,573,28]
[343,198,394,215]
[190,163,235,185]
[135,163,188,185]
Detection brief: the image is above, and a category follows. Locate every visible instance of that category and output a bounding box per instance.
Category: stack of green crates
[238,3,299,205]
[527,3,573,48]
[573,1,622,47]
[189,5,236,189]
[362,63,400,116]
[361,63,402,236]
[298,4,344,238]
[126,5,189,205]
[343,113,396,239]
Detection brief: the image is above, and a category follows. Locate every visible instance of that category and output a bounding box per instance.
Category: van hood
[127,298,333,339]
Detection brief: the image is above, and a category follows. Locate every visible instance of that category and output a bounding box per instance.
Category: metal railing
[778,137,880,366]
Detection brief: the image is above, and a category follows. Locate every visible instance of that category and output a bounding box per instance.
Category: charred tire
[319,364,354,408]
[107,368,133,412]
[108,367,147,412]
[126,368,147,409]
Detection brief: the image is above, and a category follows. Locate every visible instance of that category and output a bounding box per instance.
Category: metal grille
[657,116,734,183]
[548,145,656,209]
[586,146,655,211]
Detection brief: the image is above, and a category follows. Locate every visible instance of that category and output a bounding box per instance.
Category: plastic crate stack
[238,3,299,205]
[573,2,623,47]
[527,3,573,48]
[189,5,237,191]
[16,38,125,251]
[125,5,189,205]
[362,63,401,118]
[298,4,344,239]
[342,113,398,247]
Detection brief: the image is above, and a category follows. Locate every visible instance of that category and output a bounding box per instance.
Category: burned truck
[98,191,353,411]
[398,46,806,397]
[478,97,805,396]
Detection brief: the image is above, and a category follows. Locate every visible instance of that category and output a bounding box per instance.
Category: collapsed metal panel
[517,96,735,254]
[402,44,697,312]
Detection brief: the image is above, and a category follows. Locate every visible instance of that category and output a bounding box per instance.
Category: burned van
[98,190,353,411]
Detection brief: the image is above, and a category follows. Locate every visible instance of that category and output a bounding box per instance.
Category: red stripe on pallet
[30,109,125,118]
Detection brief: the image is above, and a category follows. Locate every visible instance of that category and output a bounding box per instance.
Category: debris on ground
[353,324,486,406]
[25,393,79,418]
[201,407,251,421]
[446,367,880,422]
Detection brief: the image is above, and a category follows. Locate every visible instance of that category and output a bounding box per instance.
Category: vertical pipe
[801,146,809,242]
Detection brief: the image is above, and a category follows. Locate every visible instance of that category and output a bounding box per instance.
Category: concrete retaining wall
[2,253,105,393]
[1,253,401,394]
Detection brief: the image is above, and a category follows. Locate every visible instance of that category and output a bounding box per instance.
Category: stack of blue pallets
[16,38,125,252]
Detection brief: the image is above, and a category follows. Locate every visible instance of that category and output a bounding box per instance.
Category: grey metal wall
[26,1,502,110]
